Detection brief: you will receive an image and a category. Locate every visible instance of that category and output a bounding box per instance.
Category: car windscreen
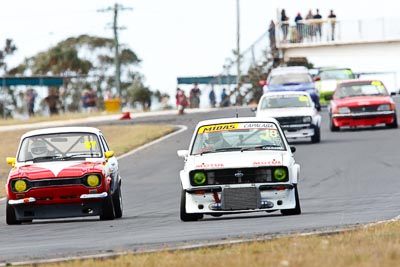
[261,95,312,109]
[336,81,389,99]
[18,132,102,162]
[191,122,286,155]
[320,69,354,80]
[269,73,312,85]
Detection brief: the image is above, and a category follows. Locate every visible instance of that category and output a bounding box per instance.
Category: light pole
[236,0,241,105]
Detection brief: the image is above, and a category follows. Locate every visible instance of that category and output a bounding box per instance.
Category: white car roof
[269,66,309,75]
[195,116,280,128]
[261,91,312,97]
[21,126,103,139]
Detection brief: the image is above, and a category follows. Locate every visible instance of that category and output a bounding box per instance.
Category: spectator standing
[189,82,201,108]
[313,9,322,41]
[26,88,37,117]
[280,9,289,42]
[268,20,276,49]
[294,12,303,42]
[44,88,61,116]
[209,85,216,108]
[328,9,337,41]
[220,88,230,107]
[87,89,97,113]
[81,89,90,113]
[305,9,314,40]
[176,88,188,115]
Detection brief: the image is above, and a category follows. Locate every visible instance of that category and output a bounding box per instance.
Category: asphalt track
[1,103,400,265]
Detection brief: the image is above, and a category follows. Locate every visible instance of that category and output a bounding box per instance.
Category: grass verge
[22,220,400,267]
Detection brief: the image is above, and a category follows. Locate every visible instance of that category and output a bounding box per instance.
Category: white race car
[177,117,301,221]
[255,91,322,143]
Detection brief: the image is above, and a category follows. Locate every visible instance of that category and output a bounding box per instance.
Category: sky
[1,0,399,104]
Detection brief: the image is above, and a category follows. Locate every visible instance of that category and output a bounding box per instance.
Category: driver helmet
[30,140,48,156]
[207,132,223,145]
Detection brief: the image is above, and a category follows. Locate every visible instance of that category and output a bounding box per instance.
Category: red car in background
[328,80,398,131]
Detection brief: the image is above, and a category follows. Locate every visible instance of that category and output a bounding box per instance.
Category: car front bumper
[332,111,396,127]
[184,184,297,214]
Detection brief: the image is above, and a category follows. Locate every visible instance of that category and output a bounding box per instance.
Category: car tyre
[387,115,398,128]
[180,190,203,222]
[100,189,115,220]
[280,186,301,216]
[311,125,321,143]
[6,202,21,225]
[112,182,123,219]
[329,117,340,132]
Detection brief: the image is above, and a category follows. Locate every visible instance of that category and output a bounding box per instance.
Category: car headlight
[12,179,29,192]
[273,168,287,181]
[377,104,391,111]
[338,107,351,114]
[83,174,101,187]
[302,116,312,123]
[192,171,207,185]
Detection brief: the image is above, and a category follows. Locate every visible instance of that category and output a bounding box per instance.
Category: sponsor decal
[253,159,282,166]
[242,123,277,129]
[195,163,224,168]
[298,96,308,102]
[198,123,238,134]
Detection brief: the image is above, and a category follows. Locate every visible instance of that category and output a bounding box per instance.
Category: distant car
[255,91,322,143]
[314,67,355,105]
[263,66,321,111]
[5,127,123,224]
[328,79,398,131]
[177,117,301,221]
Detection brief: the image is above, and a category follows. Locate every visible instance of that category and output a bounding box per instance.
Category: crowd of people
[175,83,231,115]
[279,8,337,44]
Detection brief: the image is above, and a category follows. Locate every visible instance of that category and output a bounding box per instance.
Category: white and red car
[255,91,322,143]
[5,127,123,224]
[177,117,301,221]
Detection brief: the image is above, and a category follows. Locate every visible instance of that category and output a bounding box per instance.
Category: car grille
[221,187,259,210]
[275,116,307,125]
[30,178,82,188]
[350,105,379,113]
[190,167,288,186]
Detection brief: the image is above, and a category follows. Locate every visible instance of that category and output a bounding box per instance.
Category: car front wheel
[329,117,340,132]
[6,202,21,225]
[112,182,123,219]
[100,189,115,220]
[280,186,301,215]
[180,190,203,222]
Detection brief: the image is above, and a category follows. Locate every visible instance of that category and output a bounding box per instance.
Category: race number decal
[84,141,97,149]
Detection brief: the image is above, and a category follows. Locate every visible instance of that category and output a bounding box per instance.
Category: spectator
[81,89,90,113]
[294,12,303,42]
[189,82,201,108]
[44,88,61,116]
[268,20,276,49]
[220,88,230,107]
[313,9,322,40]
[87,89,97,113]
[280,9,289,42]
[26,88,37,117]
[328,9,337,41]
[176,88,188,115]
[209,85,216,108]
[305,9,314,40]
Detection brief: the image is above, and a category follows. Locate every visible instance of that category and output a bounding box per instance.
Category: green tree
[126,75,153,111]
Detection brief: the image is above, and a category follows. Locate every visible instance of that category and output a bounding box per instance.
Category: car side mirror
[177,150,189,158]
[313,76,321,82]
[290,146,296,153]
[390,92,396,96]
[251,107,257,113]
[6,157,16,166]
[104,151,114,159]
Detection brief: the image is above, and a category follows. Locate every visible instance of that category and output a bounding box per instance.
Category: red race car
[328,80,398,131]
[5,127,123,224]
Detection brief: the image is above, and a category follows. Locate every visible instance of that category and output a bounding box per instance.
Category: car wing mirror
[251,107,257,113]
[290,146,296,153]
[104,151,114,159]
[6,157,16,166]
[313,76,321,82]
[177,150,189,158]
